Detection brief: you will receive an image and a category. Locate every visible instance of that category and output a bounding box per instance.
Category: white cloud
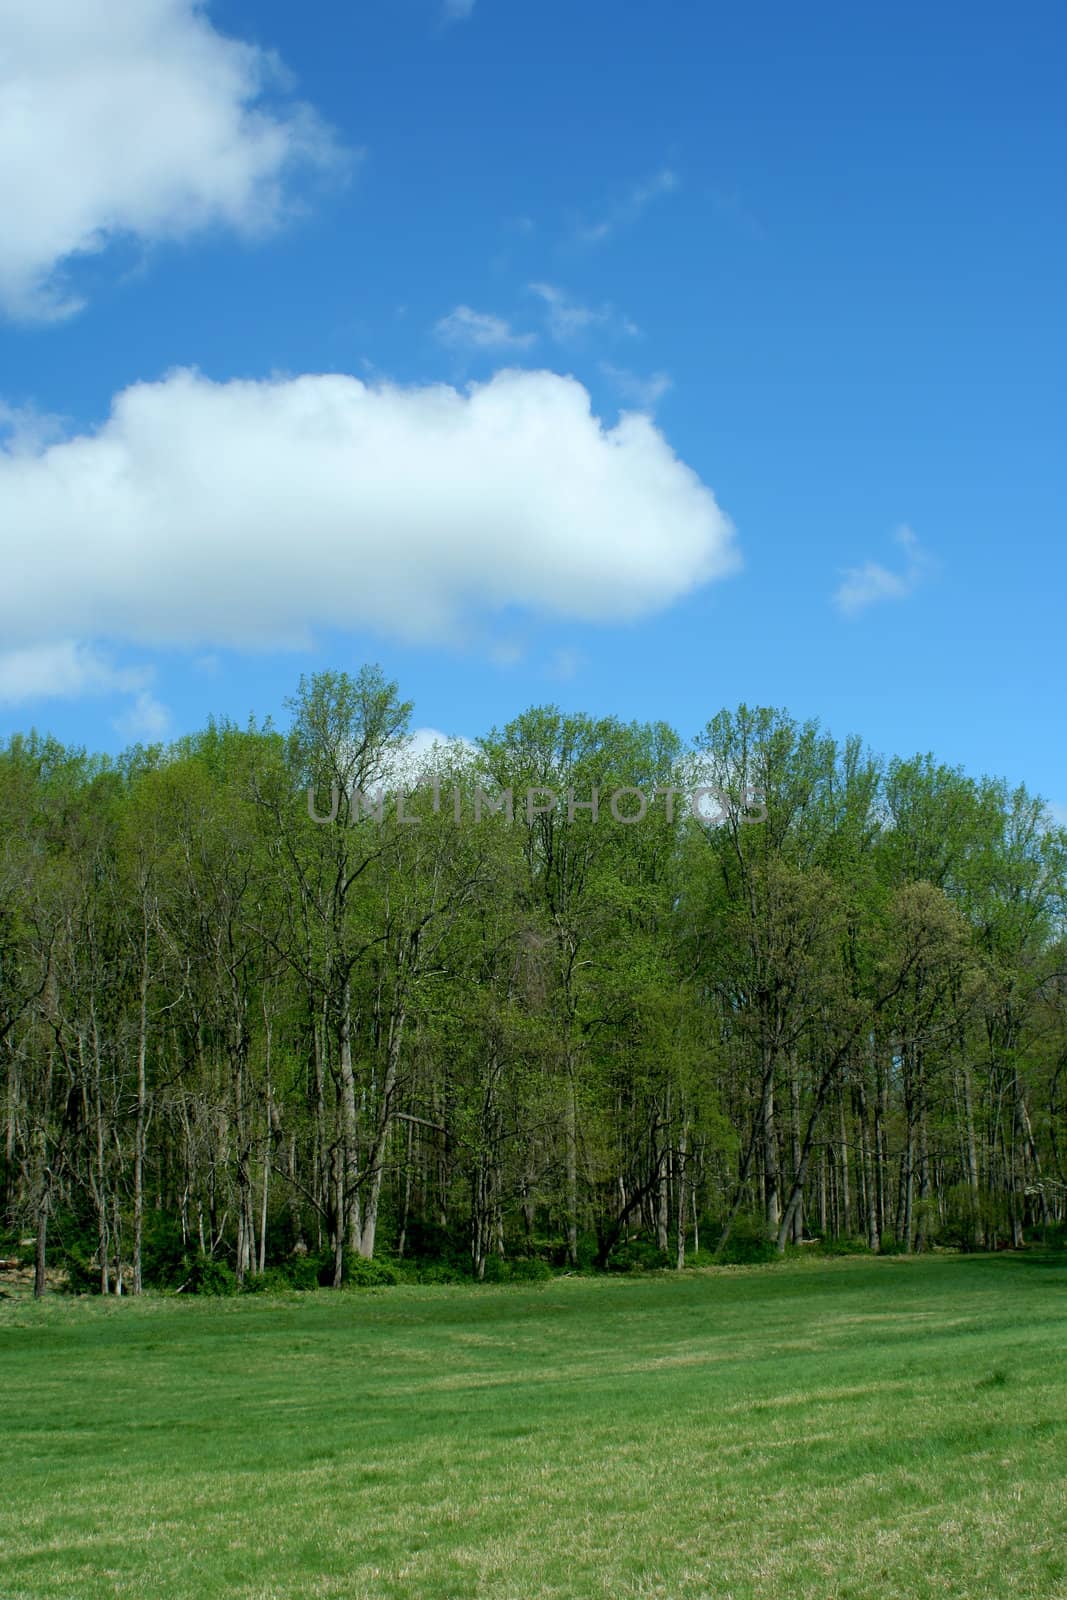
[443,0,476,19]
[114,689,171,741]
[834,562,911,615]
[0,366,739,672]
[546,646,584,681]
[834,525,934,618]
[434,305,536,352]
[393,727,478,786]
[600,364,672,410]
[0,0,343,321]
[0,641,148,704]
[576,168,680,246]
[528,282,638,343]
[0,400,68,453]
[0,639,170,730]
[407,726,477,763]
[488,640,524,668]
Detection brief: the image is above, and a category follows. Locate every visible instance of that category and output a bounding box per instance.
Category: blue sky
[1,0,1064,811]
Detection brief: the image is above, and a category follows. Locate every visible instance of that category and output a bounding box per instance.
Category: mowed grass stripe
[2,1254,1065,1600]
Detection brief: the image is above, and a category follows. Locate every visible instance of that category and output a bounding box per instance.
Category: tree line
[2,666,1065,1296]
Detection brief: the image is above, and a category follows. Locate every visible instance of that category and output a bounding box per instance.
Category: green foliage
[816,1236,872,1257]
[183,1253,238,1296]
[507,1256,554,1281]
[141,1212,187,1289]
[344,1255,400,1288]
[61,1250,100,1295]
[414,1261,468,1285]
[311,1250,401,1288]
[240,1268,292,1294]
[1025,1220,1067,1250]
[478,1254,509,1282]
[570,1231,601,1272]
[606,1238,670,1273]
[276,1254,325,1291]
[714,1219,780,1265]
[4,678,1066,1324]
[475,1255,553,1283]
[241,1256,323,1293]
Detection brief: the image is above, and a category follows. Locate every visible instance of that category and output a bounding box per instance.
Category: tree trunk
[132,905,150,1295]
[675,1121,688,1270]
[761,1051,780,1238]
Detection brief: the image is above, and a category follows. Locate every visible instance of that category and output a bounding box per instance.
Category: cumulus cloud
[434,305,536,352]
[0,0,343,320]
[834,526,934,618]
[0,366,739,675]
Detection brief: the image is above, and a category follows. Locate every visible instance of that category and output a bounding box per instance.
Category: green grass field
[2,1255,1065,1600]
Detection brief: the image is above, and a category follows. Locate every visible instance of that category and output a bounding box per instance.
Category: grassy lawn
[1,1254,1065,1600]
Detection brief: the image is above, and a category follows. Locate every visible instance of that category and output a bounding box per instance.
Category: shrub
[345,1255,399,1288]
[715,1218,779,1265]
[62,1249,100,1295]
[185,1253,237,1296]
[570,1231,600,1272]
[141,1211,187,1289]
[1024,1220,1067,1250]
[241,1268,284,1294]
[401,1219,469,1269]
[416,1261,466,1285]
[817,1235,871,1257]
[313,1250,400,1288]
[278,1253,323,1291]
[607,1238,670,1273]
[240,1256,332,1293]
[508,1257,554,1282]
[717,1236,778,1265]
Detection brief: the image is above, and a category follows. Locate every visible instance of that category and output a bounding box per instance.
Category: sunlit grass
[2,1254,1065,1599]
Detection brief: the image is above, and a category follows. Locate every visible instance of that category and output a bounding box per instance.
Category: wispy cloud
[600,364,672,410]
[442,0,476,21]
[488,639,524,668]
[834,525,935,617]
[114,690,171,742]
[576,167,679,246]
[0,640,147,704]
[529,282,639,343]
[0,639,169,738]
[545,646,584,681]
[708,187,767,241]
[434,305,536,352]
